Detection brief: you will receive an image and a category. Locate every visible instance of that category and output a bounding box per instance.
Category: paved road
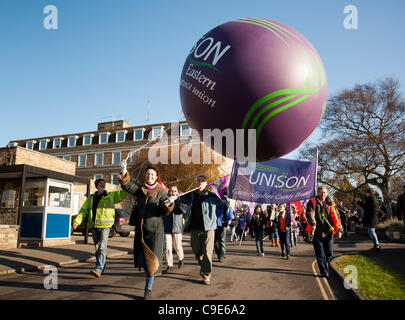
[0,234,352,300]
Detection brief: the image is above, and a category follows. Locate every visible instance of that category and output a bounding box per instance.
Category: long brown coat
[120,173,174,275]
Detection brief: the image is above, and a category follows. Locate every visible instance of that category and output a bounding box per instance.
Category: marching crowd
[72,165,403,300]
[228,203,304,259]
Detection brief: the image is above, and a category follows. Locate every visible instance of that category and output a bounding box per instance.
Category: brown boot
[272,238,275,247]
[90,269,101,278]
[276,238,280,247]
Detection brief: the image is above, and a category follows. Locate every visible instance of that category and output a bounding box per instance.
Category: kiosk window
[48,186,71,208]
[24,179,46,207]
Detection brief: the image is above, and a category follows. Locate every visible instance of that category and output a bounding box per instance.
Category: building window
[39,139,49,150]
[7,142,18,147]
[116,130,128,143]
[63,155,71,161]
[95,153,103,166]
[134,128,145,141]
[151,126,164,139]
[111,174,119,185]
[94,174,103,181]
[53,137,64,149]
[113,152,121,164]
[180,124,191,136]
[68,136,79,148]
[26,140,37,150]
[99,132,111,144]
[83,134,95,146]
[78,154,87,167]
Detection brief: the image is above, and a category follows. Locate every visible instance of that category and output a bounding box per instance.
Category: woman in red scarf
[119,165,174,300]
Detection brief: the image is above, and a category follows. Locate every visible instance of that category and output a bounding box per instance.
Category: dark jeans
[279,230,290,256]
[313,235,334,276]
[214,226,227,259]
[254,230,264,253]
[301,223,308,238]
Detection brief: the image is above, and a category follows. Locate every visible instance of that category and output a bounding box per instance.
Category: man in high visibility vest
[73,178,129,278]
[306,185,342,278]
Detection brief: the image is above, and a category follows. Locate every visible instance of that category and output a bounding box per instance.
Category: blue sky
[1,0,404,159]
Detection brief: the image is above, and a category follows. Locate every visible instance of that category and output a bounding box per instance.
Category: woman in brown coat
[119,165,174,300]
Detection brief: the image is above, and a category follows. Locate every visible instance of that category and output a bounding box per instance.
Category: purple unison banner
[229,153,317,204]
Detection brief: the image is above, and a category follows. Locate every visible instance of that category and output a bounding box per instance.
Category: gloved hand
[164,195,178,206]
[167,195,178,204]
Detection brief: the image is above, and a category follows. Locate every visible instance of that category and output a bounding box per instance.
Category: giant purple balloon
[180,18,327,162]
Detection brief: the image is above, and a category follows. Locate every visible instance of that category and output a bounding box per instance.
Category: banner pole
[239,225,246,246]
[315,149,319,194]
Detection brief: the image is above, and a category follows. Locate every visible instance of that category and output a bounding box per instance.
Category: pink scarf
[144,182,158,196]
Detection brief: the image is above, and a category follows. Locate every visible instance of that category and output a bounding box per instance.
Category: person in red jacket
[306,186,342,278]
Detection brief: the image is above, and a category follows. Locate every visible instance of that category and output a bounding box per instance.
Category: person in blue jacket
[167,174,228,285]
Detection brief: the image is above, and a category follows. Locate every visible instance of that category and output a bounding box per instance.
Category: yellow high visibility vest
[74,190,129,228]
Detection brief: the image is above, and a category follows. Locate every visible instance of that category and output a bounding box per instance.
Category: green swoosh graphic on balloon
[240,18,294,41]
[249,95,297,129]
[233,19,289,46]
[234,17,327,144]
[295,53,310,88]
[303,51,318,87]
[255,94,311,143]
[242,88,321,130]
[243,18,300,42]
[314,53,326,87]
[187,56,220,72]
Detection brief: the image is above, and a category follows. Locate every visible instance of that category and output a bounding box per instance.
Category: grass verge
[334,253,405,300]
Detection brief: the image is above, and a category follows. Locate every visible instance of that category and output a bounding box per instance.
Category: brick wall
[0,226,19,249]
[0,147,76,175]
[13,147,76,175]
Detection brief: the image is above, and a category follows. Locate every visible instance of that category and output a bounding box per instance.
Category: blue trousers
[230,225,238,241]
[92,228,110,274]
[368,228,380,248]
[313,235,334,276]
[254,230,264,253]
[139,250,154,290]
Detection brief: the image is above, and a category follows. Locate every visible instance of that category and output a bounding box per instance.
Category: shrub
[377,218,405,232]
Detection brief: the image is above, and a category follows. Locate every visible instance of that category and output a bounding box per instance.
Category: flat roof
[0,164,90,184]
